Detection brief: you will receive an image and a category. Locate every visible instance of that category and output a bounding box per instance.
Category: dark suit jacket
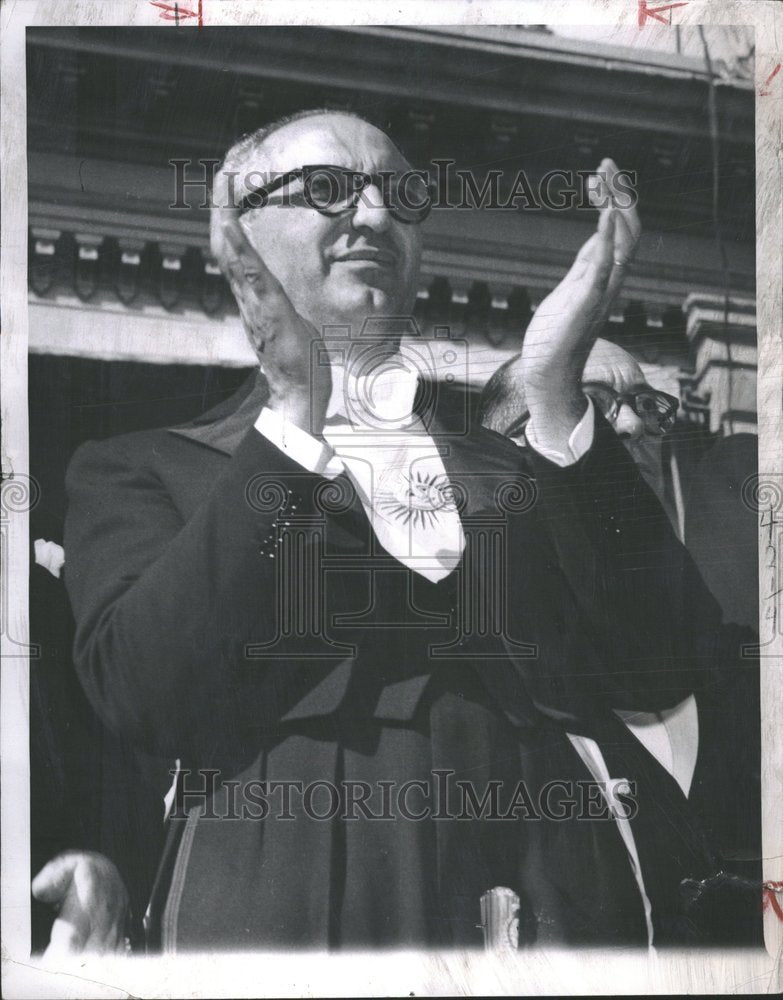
[63,373,742,950]
[30,515,167,951]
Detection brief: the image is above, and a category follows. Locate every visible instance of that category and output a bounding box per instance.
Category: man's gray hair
[209,108,370,278]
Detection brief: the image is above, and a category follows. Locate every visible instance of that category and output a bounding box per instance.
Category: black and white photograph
[2,1,781,996]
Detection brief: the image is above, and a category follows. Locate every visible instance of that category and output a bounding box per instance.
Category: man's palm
[215,211,332,432]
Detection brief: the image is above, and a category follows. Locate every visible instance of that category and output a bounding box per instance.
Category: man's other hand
[214,209,332,437]
[32,851,130,958]
[521,158,640,454]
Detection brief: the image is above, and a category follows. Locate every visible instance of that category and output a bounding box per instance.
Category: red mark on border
[763,882,783,921]
[759,63,781,97]
[637,0,689,26]
[150,0,200,23]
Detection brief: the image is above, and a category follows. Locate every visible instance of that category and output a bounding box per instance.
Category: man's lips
[333,248,397,266]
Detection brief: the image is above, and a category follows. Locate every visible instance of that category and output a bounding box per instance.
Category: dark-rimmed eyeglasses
[504,384,679,439]
[237,164,435,225]
[582,382,680,434]
[581,383,679,435]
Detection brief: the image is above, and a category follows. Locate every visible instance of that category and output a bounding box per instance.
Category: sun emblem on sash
[377,470,458,528]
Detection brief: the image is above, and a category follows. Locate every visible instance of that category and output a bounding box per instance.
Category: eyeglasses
[581,382,679,434]
[503,384,679,439]
[237,164,435,225]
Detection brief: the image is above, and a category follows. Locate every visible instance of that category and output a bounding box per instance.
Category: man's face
[581,340,668,499]
[581,340,649,443]
[239,114,423,341]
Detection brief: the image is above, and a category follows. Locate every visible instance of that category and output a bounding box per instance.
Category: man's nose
[612,403,646,441]
[350,183,393,233]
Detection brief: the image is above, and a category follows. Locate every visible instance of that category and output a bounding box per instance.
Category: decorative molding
[73,233,102,302]
[115,238,144,305]
[683,293,758,343]
[681,294,758,434]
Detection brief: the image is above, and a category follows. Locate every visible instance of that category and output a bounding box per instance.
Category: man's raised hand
[588,157,641,322]
[216,210,331,436]
[519,158,640,455]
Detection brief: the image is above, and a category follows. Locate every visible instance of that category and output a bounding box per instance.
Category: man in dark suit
[479,339,762,946]
[64,110,732,949]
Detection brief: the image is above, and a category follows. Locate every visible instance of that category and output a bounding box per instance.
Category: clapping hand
[520,158,641,454]
[212,207,332,436]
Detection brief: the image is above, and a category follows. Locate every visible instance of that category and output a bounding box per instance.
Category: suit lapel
[167,370,268,455]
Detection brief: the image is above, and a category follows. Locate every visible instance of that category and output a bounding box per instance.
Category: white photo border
[2,1,781,996]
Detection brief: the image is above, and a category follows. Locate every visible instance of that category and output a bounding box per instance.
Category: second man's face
[240,114,424,338]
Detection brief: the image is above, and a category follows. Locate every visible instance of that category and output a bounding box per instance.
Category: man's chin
[323,285,403,328]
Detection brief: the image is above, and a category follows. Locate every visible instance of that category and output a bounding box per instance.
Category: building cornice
[27,27,754,145]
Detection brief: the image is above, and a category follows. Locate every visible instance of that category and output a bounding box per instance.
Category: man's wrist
[522,359,583,406]
[254,407,338,477]
[266,387,326,438]
[523,360,591,461]
[525,385,585,446]
[526,397,595,466]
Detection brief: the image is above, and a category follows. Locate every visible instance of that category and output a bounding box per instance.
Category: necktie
[322,360,465,583]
